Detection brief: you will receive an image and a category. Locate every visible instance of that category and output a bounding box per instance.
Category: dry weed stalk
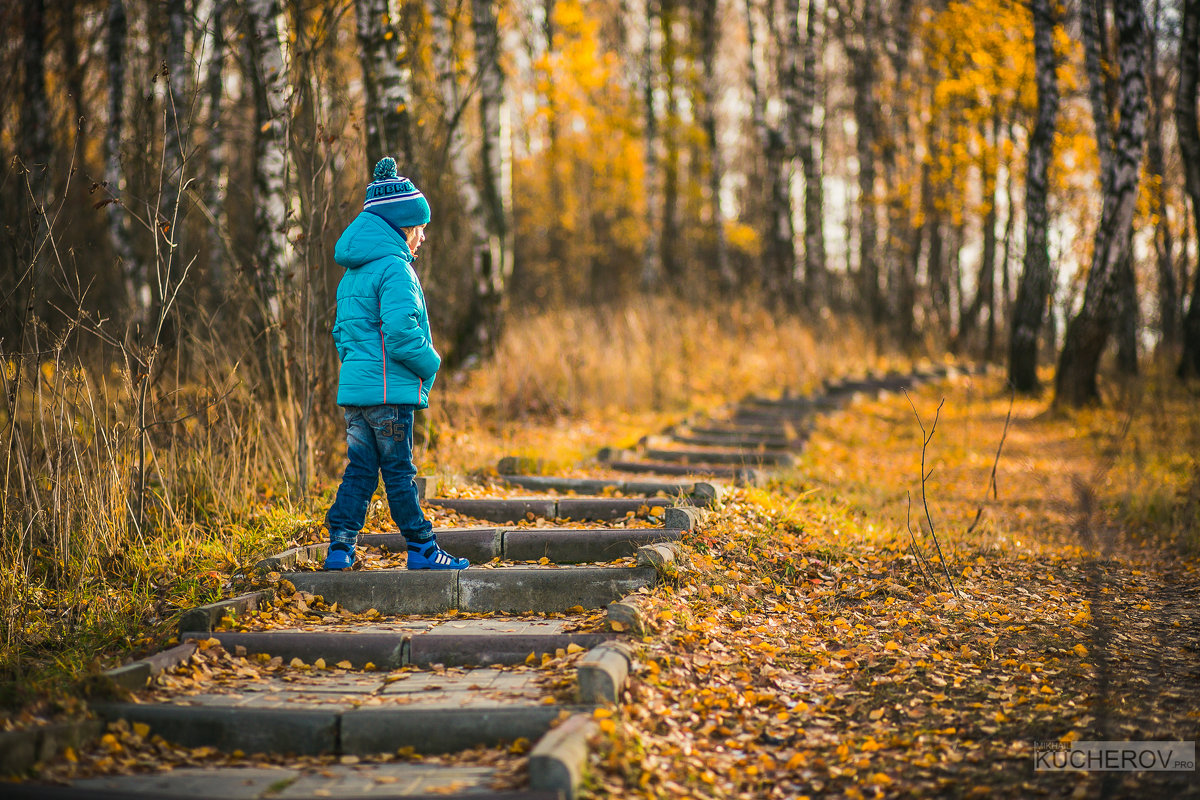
[903,392,959,599]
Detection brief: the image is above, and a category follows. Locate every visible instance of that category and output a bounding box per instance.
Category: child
[323,157,468,571]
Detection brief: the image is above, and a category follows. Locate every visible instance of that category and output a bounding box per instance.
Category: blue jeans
[325,405,432,553]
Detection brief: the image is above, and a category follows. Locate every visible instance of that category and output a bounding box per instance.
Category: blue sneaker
[323,542,354,571]
[406,539,469,570]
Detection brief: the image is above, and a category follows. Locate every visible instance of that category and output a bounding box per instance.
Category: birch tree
[1054,0,1149,406]
[471,0,514,348]
[1008,0,1059,393]
[640,0,663,289]
[1178,0,1200,378]
[427,0,498,356]
[1145,0,1178,354]
[244,0,294,312]
[356,0,416,173]
[745,0,795,299]
[698,0,733,287]
[199,0,229,293]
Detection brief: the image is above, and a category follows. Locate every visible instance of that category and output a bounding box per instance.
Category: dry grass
[0,297,892,709]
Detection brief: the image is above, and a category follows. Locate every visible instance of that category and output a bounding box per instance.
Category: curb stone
[607,593,649,636]
[576,641,634,704]
[0,719,104,777]
[102,642,198,691]
[528,713,598,800]
[253,543,327,573]
[178,591,267,635]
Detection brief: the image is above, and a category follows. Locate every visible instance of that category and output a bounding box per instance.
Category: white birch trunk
[356,0,415,171]
[245,0,294,311]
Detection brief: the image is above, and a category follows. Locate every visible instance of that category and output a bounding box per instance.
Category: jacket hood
[335,211,414,270]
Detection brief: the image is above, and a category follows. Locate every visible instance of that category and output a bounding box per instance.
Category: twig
[904,391,960,599]
[905,490,941,592]
[966,388,1015,534]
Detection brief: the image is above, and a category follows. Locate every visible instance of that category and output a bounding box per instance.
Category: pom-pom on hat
[363,157,430,230]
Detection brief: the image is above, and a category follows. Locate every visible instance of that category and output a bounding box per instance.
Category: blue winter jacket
[332,212,440,408]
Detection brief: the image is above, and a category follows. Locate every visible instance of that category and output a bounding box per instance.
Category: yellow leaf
[712,585,725,596]
[566,643,584,654]
[870,773,893,786]
[609,620,627,632]
[884,641,901,651]
[785,752,806,769]
[525,652,537,664]
[1073,643,1089,657]
[592,708,613,719]
[509,737,530,754]
[290,657,306,668]
[314,658,327,670]
[364,662,376,670]
[598,718,616,734]
[337,660,353,670]
[132,722,151,738]
[869,708,885,720]
[63,747,78,763]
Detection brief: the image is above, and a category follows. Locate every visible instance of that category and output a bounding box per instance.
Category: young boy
[323,157,468,571]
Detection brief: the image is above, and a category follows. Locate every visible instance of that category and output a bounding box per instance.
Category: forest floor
[7,365,1200,798]
[579,369,1200,798]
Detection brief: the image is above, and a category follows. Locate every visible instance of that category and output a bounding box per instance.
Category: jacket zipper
[380,328,388,404]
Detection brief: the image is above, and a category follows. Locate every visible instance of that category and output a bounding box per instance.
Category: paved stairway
[10,366,961,799]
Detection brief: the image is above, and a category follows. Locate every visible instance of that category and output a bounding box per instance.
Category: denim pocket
[365,405,410,444]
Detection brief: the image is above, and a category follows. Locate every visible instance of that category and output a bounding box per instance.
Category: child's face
[407,225,427,254]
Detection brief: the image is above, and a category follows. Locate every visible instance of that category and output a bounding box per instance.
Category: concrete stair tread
[286,565,657,614]
[46,763,547,800]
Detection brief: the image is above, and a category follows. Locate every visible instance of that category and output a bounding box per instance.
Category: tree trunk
[799,0,826,308]
[60,0,86,148]
[699,0,733,288]
[660,0,683,282]
[244,0,294,316]
[1010,0,1059,393]
[468,0,513,352]
[1055,0,1148,406]
[851,2,881,325]
[1177,0,1200,378]
[958,113,1000,357]
[106,0,137,305]
[884,0,915,342]
[356,0,416,175]
[427,0,492,359]
[21,0,50,181]
[199,0,228,297]
[163,0,188,211]
[745,0,795,300]
[640,0,662,290]
[1146,0,1178,354]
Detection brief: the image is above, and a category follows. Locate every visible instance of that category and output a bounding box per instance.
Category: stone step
[730,407,819,424]
[425,496,671,523]
[642,447,797,467]
[364,526,683,565]
[258,526,685,573]
[606,459,761,483]
[93,665,580,756]
[185,619,613,669]
[286,565,656,615]
[497,473,722,505]
[686,422,803,438]
[17,764,556,799]
[665,432,800,450]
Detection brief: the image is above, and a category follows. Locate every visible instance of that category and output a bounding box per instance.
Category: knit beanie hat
[363,157,430,230]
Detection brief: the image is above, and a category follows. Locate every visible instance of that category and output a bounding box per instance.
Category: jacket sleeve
[379,262,441,381]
